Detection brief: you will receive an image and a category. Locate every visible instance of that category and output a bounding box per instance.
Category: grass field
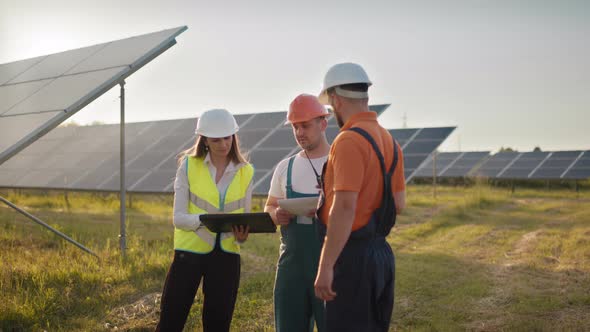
[1,185,589,331]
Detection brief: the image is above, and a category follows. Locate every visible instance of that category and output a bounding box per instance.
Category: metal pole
[0,196,98,258]
[119,81,127,257]
[433,151,437,199]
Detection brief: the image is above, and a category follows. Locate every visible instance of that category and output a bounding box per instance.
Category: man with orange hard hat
[314,63,406,331]
[265,94,330,332]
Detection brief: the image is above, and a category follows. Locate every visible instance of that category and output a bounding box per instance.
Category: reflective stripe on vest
[173,156,254,254]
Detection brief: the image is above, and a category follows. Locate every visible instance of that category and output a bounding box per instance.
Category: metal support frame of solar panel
[0,26,188,165]
[413,151,491,178]
[389,127,456,182]
[473,150,589,180]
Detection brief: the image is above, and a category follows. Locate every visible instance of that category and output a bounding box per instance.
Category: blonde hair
[177,134,248,166]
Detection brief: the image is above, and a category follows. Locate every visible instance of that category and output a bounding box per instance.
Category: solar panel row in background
[413,151,490,178]
[5,104,446,195]
[472,150,590,180]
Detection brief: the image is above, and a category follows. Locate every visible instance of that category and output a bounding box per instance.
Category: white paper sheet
[277,196,319,216]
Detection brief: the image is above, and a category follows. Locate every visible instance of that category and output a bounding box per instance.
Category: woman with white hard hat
[156,108,253,332]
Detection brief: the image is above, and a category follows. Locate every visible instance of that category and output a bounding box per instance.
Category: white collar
[204,152,243,172]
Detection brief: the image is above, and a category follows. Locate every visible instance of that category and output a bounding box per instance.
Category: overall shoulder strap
[347,127,398,176]
[286,154,297,189]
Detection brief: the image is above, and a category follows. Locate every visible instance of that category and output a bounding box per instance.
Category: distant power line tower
[402,112,407,128]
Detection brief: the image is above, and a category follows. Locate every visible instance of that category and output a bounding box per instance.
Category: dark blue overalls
[274,155,326,332]
[317,127,399,332]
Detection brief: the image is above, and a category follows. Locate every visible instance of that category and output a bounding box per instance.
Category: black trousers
[325,238,395,332]
[156,248,241,332]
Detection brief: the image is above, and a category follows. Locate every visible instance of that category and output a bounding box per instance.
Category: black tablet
[199,212,277,233]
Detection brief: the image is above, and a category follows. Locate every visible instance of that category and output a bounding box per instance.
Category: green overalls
[274,155,326,332]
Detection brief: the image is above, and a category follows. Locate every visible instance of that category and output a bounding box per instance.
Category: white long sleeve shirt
[173,153,252,231]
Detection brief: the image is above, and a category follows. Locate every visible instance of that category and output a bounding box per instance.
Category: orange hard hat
[286,94,330,125]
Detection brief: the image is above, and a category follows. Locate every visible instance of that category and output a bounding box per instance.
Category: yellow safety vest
[174,156,254,254]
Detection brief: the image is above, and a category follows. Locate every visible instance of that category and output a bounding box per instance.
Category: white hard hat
[195,109,239,138]
[318,62,372,105]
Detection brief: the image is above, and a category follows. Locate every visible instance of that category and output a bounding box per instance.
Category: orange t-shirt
[320,111,405,231]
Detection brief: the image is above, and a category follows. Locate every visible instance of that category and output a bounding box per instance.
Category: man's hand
[274,207,294,226]
[265,195,294,226]
[314,264,336,301]
[305,208,317,218]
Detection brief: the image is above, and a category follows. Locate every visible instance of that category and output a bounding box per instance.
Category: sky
[1,0,589,152]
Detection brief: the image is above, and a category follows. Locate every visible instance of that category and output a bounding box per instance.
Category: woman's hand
[232,225,250,243]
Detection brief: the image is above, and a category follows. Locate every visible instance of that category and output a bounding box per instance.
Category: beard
[335,112,344,128]
[298,138,318,151]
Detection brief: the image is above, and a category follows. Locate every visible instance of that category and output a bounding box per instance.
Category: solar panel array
[413,151,490,178]
[3,105,430,195]
[388,127,457,181]
[0,26,188,165]
[563,151,590,179]
[472,150,590,180]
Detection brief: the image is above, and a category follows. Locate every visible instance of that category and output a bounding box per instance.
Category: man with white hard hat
[313,63,406,331]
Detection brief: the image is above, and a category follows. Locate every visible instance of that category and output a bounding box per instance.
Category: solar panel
[235,114,255,125]
[249,148,294,171]
[157,154,183,172]
[390,127,456,181]
[170,118,198,136]
[258,128,295,149]
[498,152,550,179]
[0,80,51,112]
[252,170,273,195]
[149,134,191,153]
[0,170,20,186]
[14,170,63,188]
[240,112,286,130]
[467,150,589,180]
[562,150,590,179]
[389,128,418,143]
[413,127,455,140]
[413,152,462,177]
[0,111,62,156]
[131,169,176,193]
[442,152,490,177]
[403,140,443,154]
[325,126,340,143]
[7,45,104,84]
[0,55,46,85]
[474,152,520,178]
[0,26,188,165]
[368,104,391,115]
[529,150,584,179]
[46,168,91,189]
[128,151,174,170]
[239,130,269,151]
[70,163,118,189]
[7,68,129,117]
[99,170,147,191]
